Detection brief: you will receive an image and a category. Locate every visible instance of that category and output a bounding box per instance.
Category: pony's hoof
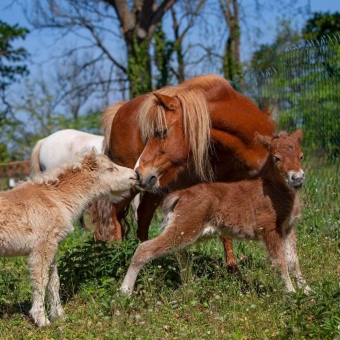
[226,264,241,275]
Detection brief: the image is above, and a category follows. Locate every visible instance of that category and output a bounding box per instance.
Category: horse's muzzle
[288,170,305,189]
[135,169,157,191]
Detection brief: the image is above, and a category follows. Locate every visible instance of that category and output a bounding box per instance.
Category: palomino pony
[0,150,136,326]
[97,74,275,272]
[121,129,311,295]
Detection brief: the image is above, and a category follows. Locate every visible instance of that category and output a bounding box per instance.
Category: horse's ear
[88,147,98,163]
[153,92,179,111]
[255,132,272,149]
[290,128,303,142]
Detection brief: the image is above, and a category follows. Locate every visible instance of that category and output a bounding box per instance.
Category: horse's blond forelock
[101,101,126,155]
[137,75,224,182]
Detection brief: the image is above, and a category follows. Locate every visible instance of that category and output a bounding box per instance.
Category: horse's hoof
[226,264,241,275]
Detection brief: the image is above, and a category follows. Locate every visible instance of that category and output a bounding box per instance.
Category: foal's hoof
[120,285,133,296]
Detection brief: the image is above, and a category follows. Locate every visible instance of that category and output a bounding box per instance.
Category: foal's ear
[153,92,179,111]
[88,147,98,163]
[290,128,303,142]
[255,132,272,149]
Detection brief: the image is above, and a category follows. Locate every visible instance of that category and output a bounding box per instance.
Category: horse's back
[39,129,104,171]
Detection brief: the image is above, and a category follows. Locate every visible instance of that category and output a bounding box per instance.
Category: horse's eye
[273,156,280,163]
[155,128,168,139]
[300,154,304,160]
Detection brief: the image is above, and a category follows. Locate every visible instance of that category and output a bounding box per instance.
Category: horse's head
[135,90,211,191]
[256,129,305,190]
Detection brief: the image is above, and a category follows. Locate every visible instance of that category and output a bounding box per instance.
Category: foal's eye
[107,167,115,172]
[155,128,168,139]
[273,156,280,163]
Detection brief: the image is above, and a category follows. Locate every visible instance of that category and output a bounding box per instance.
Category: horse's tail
[30,138,44,177]
[101,101,126,155]
[89,198,117,241]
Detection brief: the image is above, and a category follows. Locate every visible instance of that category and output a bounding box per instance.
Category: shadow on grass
[58,237,274,301]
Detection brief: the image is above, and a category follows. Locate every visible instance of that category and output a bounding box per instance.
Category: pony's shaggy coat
[121,129,311,295]
[0,150,136,326]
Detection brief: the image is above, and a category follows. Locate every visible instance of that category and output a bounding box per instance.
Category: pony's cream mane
[31,152,98,186]
[138,74,229,181]
[101,101,126,155]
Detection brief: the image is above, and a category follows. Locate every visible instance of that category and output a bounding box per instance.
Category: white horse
[30,129,104,174]
[30,129,139,229]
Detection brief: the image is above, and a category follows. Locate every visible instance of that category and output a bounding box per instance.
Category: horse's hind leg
[47,257,65,321]
[121,222,202,295]
[28,244,58,326]
[284,226,311,294]
[220,237,240,275]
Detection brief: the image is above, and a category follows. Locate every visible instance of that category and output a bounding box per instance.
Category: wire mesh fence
[243,35,340,220]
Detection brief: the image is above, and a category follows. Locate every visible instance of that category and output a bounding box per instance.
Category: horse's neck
[48,172,97,218]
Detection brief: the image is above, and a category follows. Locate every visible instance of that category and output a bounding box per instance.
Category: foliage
[153,24,175,89]
[302,11,340,40]
[127,36,152,97]
[0,20,29,162]
[0,20,29,115]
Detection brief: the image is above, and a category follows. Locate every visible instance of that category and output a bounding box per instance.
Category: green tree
[0,21,29,162]
[302,11,340,40]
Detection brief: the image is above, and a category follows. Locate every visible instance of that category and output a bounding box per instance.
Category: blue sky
[1,0,339,112]
[2,0,339,67]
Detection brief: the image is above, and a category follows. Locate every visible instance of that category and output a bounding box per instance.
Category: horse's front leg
[220,237,240,275]
[283,225,311,295]
[136,191,163,241]
[262,229,295,293]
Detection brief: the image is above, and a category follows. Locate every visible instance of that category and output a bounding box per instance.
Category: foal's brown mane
[101,101,126,155]
[138,74,230,181]
[31,152,98,186]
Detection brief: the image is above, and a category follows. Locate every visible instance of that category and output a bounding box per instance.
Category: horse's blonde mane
[101,101,126,155]
[138,74,229,181]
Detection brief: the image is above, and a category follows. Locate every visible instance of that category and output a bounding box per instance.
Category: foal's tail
[30,138,44,177]
[101,101,126,156]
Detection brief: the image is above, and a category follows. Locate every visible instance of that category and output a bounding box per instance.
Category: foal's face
[135,95,190,191]
[269,129,305,190]
[97,155,137,197]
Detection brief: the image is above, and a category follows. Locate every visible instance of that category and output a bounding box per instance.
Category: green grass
[0,165,339,339]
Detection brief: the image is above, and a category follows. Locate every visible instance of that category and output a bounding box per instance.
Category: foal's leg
[220,237,240,274]
[28,244,58,327]
[262,229,295,293]
[121,223,202,295]
[283,226,311,294]
[47,257,65,321]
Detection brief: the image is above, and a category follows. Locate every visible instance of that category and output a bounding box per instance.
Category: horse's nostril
[147,175,157,187]
[135,170,142,183]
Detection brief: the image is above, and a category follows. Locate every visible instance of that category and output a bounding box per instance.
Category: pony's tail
[101,101,126,155]
[30,138,44,177]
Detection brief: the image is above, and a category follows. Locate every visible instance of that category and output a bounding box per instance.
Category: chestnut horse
[121,129,311,295]
[99,74,275,271]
